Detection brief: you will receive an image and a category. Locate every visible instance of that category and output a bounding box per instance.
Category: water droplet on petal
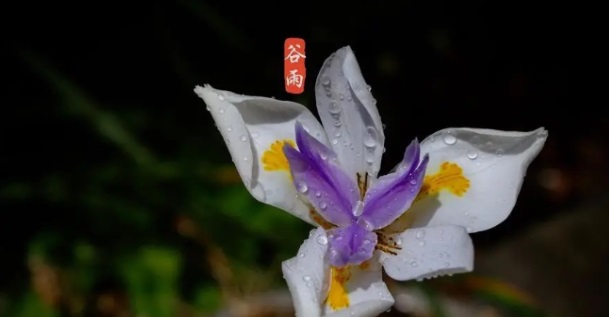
[315,191,322,198]
[218,94,225,101]
[444,262,450,268]
[367,85,372,91]
[410,261,418,267]
[332,139,338,145]
[335,131,341,138]
[364,127,377,149]
[419,241,426,246]
[467,150,478,160]
[219,108,225,114]
[409,178,417,186]
[321,75,330,86]
[466,226,472,233]
[205,105,210,111]
[442,132,456,145]
[363,239,371,244]
[339,93,344,100]
[298,252,305,258]
[227,126,233,132]
[416,229,425,239]
[297,182,309,194]
[396,238,402,246]
[320,202,327,210]
[352,201,365,217]
[303,275,311,282]
[316,235,328,245]
[240,135,247,142]
[243,156,249,161]
[496,148,504,157]
[251,131,259,138]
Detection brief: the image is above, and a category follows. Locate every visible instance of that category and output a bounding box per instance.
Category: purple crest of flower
[327,223,378,267]
[284,123,429,267]
[283,122,360,226]
[358,139,429,230]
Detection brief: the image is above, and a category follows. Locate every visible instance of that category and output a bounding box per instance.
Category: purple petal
[327,223,377,267]
[283,122,360,226]
[358,140,429,230]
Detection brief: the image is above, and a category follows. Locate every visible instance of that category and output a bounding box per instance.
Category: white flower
[195,46,547,317]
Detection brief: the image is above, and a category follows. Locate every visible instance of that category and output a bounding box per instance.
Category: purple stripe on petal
[327,223,377,267]
[283,122,359,226]
[358,140,429,230]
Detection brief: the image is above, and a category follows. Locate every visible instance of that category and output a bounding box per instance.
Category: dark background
[2,1,603,317]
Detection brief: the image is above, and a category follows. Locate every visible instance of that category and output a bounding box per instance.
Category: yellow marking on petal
[326,266,351,310]
[261,140,295,174]
[415,161,470,202]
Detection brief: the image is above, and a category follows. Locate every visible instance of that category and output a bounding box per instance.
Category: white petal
[315,46,385,181]
[380,225,473,281]
[409,127,548,232]
[283,229,394,317]
[324,254,394,317]
[195,85,328,225]
[282,228,330,317]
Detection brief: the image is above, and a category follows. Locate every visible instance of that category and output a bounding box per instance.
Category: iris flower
[195,46,547,317]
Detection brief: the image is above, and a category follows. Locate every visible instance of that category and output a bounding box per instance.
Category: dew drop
[320,153,327,160]
[320,202,327,210]
[466,226,472,233]
[419,241,426,246]
[299,252,305,258]
[315,191,322,198]
[218,94,225,101]
[367,85,372,91]
[332,139,338,145]
[317,235,328,245]
[442,132,456,145]
[240,135,247,142]
[321,75,330,86]
[219,108,225,114]
[335,131,341,138]
[496,148,504,157]
[205,105,210,111]
[243,156,249,161]
[416,229,426,239]
[410,261,418,267]
[339,93,345,100]
[298,182,309,194]
[303,275,311,282]
[363,239,371,245]
[364,127,377,149]
[467,150,478,160]
[227,126,233,132]
[409,178,417,186]
[251,131,259,138]
[352,201,365,217]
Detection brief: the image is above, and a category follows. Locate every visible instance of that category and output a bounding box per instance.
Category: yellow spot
[415,162,470,201]
[326,266,350,310]
[261,139,295,173]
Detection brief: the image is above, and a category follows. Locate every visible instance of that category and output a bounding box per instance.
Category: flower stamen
[356,172,370,200]
[374,231,402,255]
